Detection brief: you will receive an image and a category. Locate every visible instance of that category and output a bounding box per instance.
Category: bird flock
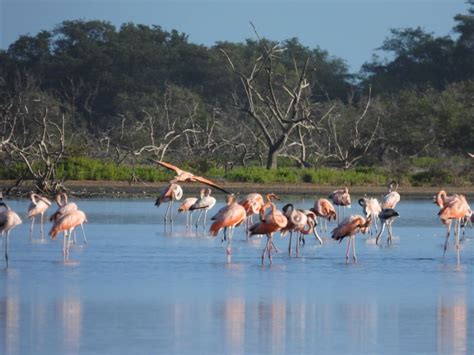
[0,191,87,268]
[1,161,473,268]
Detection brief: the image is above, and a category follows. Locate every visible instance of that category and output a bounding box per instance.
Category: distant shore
[1,180,473,199]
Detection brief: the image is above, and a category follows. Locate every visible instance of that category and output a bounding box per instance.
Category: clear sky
[0,0,469,72]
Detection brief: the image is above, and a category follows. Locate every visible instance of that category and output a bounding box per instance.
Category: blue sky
[0,0,469,72]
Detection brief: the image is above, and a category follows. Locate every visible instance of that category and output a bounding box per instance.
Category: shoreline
[1,180,473,199]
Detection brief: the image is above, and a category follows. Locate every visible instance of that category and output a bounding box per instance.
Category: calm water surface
[0,197,473,354]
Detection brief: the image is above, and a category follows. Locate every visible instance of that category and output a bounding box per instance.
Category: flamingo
[49,210,87,261]
[331,214,371,262]
[375,209,399,246]
[240,193,279,239]
[381,181,400,209]
[27,193,52,241]
[177,197,198,229]
[189,187,217,229]
[155,183,183,224]
[358,196,382,236]
[209,194,247,261]
[0,202,22,269]
[329,187,351,222]
[49,193,86,244]
[438,194,471,264]
[249,202,288,265]
[468,153,474,158]
[281,205,320,257]
[310,198,336,235]
[153,160,231,194]
[433,190,464,245]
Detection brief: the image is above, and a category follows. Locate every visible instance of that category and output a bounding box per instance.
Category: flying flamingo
[49,210,87,261]
[375,209,400,246]
[331,214,371,262]
[381,181,400,209]
[239,193,279,239]
[155,183,183,224]
[27,193,52,241]
[178,197,198,229]
[438,194,471,264]
[190,187,217,230]
[249,202,288,265]
[209,194,247,261]
[153,160,231,194]
[358,196,382,237]
[0,201,22,269]
[310,198,336,235]
[329,187,351,222]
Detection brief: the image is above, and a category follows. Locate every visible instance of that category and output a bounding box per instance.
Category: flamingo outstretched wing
[154,160,185,175]
[190,175,231,194]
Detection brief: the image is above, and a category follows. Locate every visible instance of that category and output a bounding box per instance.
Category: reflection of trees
[437,296,468,355]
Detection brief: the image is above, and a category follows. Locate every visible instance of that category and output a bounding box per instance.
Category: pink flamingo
[49,193,86,244]
[331,214,371,262]
[27,193,52,241]
[438,194,471,264]
[178,197,198,229]
[49,210,87,260]
[310,198,337,235]
[209,194,247,261]
[155,183,183,223]
[239,193,279,239]
[329,187,351,222]
[381,181,400,209]
[249,202,288,265]
[358,196,382,236]
[0,201,22,269]
[281,204,320,257]
[154,160,231,194]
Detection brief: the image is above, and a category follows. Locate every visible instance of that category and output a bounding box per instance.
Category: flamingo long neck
[0,202,10,211]
[30,193,38,204]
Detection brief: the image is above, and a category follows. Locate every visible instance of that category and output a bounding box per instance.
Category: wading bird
[209,194,247,261]
[0,202,22,269]
[27,193,52,241]
[382,181,400,209]
[358,196,382,236]
[375,209,399,246]
[438,194,471,264]
[310,198,336,235]
[240,193,279,239]
[178,197,198,229]
[50,193,78,222]
[153,160,231,194]
[281,205,320,257]
[190,187,216,229]
[155,183,183,224]
[329,187,351,222]
[249,202,288,265]
[49,210,87,260]
[331,215,371,262]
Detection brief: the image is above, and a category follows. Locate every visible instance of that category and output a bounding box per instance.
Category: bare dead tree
[220,28,333,169]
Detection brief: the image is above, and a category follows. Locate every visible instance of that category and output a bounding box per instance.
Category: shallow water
[1,198,473,354]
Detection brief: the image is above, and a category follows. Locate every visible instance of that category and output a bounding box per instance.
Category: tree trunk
[266,147,279,169]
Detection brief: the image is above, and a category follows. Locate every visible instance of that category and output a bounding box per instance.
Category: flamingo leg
[455,218,461,265]
[352,236,357,262]
[345,237,352,261]
[296,232,300,257]
[164,201,172,223]
[376,222,386,245]
[40,213,45,241]
[288,232,293,256]
[203,209,209,229]
[443,221,452,256]
[62,232,68,260]
[80,223,88,244]
[262,235,270,264]
[29,217,35,241]
[195,210,204,229]
[226,226,233,263]
[169,200,174,223]
[5,231,9,269]
[268,234,273,264]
